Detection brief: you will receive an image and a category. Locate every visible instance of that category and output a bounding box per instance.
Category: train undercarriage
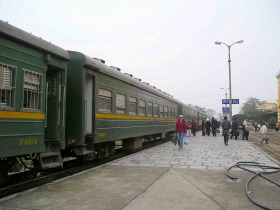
[0,131,173,185]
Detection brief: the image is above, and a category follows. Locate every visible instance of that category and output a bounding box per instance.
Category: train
[0,20,208,184]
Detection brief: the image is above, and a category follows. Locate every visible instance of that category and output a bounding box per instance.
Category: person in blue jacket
[230,118,238,140]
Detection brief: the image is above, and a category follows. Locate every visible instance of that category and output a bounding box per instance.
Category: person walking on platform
[254,122,258,132]
[186,121,192,137]
[201,118,205,136]
[205,119,211,136]
[211,117,218,137]
[238,122,243,139]
[221,116,231,146]
[242,119,249,140]
[276,121,279,132]
[230,118,238,140]
[260,123,269,144]
[191,119,197,137]
[175,115,187,150]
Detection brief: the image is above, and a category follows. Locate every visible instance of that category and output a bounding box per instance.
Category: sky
[1,0,280,115]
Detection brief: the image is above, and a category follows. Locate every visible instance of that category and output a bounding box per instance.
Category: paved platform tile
[111,132,279,170]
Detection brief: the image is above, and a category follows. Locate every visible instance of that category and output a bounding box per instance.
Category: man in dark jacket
[230,118,238,140]
[205,119,211,136]
[191,119,197,136]
[201,118,205,136]
[211,117,218,137]
[221,116,231,146]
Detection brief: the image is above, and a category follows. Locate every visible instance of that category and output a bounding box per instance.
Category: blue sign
[222,99,239,104]
[222,107,230,114]
[232,99,239,104]
[222,99,229,104]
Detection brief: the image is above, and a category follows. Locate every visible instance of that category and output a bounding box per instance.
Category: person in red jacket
[175,115,187,150]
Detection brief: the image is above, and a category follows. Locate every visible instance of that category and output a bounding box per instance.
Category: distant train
[0,20,208,183]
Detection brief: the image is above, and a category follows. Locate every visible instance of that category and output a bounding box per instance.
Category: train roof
[0,20,69,60]
[68,51,184,105]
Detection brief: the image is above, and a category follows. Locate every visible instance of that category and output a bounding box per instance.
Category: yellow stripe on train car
[96,113,175,121]
[0,111,45,119]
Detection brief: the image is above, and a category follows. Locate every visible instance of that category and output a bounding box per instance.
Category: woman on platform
[175,115,187,150]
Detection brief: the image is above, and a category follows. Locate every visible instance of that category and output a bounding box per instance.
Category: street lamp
[220,87,229,118]
[215,40,244,120]
[220,87,229,106]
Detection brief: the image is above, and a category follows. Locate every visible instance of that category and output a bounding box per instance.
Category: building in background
[206,109,222,120]
[257,102,277,112]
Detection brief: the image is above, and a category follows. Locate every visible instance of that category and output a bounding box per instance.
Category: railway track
[0,138,169,199]
[249,131,280,162]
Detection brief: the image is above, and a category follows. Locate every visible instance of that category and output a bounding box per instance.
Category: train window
[172,108,175,118]
[147,102,153,116]
[22,69,42,111]
[98,89,112,113]
[116,93,126,114]
[164,106,168,118]
[139,99,146,116]
[153,103,159,117]
[0,63,16,110]
[168,107,172,118]
[159,105,164,117]
[129,96,137,115]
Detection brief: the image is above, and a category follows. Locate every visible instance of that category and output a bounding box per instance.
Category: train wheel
[95,143,105,159]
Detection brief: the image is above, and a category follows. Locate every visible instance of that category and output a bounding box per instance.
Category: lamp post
[215,40,244,121]
[220,87,229,106]
[220,87,229,118]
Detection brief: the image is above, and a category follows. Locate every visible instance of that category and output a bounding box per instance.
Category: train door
[35,66,65,169]
[45,67,65,142]
[85,74,94,135]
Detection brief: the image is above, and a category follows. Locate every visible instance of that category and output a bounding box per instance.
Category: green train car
[0,21,69,183]
[181,105,208,126]
[65,51,181,158]
[0,22,209,184]
[65,51,208,159]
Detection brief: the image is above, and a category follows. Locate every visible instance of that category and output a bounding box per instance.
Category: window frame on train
[172,107,175,118]
[0,62,16,110]
[98,88,112,113]
[164,106,168,118]
[139,99,146,116]
[22,69,43,112]
[153,103,159,117]
[147,101,153,117]
[128,96,137,115]
[168,107,172,118]
[116,93,126,114]
[159,105,164,118]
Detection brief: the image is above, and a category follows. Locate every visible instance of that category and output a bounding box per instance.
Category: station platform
[0,132,279,210]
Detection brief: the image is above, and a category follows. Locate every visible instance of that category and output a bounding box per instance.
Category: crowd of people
[174,114,279,149]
